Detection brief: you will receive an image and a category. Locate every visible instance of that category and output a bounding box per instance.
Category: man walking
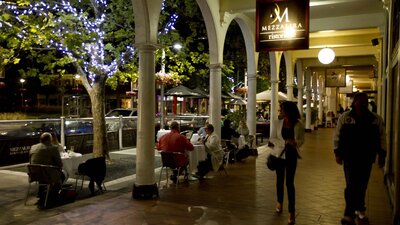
[333,92,386,225]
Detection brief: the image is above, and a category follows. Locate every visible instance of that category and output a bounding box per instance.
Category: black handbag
[266,149,285,171]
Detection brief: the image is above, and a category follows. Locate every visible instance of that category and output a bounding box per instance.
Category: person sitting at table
[197,119,209,140]
[29,132,64,207]
[156,121,194,184]
[236,119,249,145]
[257,112,265,122]
[51,132,64,153]
[195,124,221,180]
[235,119,253,161]
[221,119,240,162]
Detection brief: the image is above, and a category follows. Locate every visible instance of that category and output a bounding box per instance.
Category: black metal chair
[25,164,63,208]
[158,151,189,188]
[75,157,107,194]
[221,139,236,165]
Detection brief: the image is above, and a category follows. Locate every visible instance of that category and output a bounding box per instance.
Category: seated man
[29,132,64,206]
[195,124,222,179]
[197,119,209,140]
[157,121,194,183]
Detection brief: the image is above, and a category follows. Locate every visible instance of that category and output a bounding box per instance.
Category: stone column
[269,51,282,138]
[312,71,318,127]
[305,69,312,132]
[284,52,294,101]
[247,73,257,138]
[132,44,158,199]
[208,63,223,138]
[326,88,337,114]
[296,60,304,117]
[318,74,324,127]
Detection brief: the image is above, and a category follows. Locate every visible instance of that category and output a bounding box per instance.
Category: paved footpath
[0,128,393,225]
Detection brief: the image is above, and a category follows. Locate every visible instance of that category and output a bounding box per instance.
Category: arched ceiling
[219,0,387,92]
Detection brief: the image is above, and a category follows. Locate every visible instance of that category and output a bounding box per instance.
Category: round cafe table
[61,152,88,179]
[188,144,206,174]
[190,133,201,144]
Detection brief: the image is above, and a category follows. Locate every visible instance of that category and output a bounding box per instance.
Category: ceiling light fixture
[318,47,335,64]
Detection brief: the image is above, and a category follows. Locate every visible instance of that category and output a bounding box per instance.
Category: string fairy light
[1,0,136,85]
[1,0,177,85]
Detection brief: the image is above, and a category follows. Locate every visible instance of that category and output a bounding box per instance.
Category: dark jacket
[333,110,386,164]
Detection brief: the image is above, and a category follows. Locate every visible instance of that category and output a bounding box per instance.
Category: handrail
[0,115,209,150]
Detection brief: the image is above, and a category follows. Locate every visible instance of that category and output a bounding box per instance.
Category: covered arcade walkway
[1,128,392,225]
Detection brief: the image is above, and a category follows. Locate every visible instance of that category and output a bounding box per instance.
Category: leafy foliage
[257,52,271,92]
[226,108,247,129]
[0,0,136,88]
[158,0,210,90]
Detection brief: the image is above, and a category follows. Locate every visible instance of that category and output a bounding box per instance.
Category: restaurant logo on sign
[256,0,309,52]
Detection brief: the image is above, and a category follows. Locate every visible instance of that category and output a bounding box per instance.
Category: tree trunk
[74,63,109,159]
[88,81,109,159]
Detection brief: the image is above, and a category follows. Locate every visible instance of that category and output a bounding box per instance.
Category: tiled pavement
[0,128,393,225]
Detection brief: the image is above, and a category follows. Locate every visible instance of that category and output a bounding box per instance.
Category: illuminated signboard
[256,0,309,52]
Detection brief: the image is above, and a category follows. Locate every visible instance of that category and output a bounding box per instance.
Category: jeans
[197,154,212,177]
[343,161,372,217]
[276,146,298,213]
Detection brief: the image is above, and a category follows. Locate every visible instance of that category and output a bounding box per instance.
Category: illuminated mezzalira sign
[256,0,309,52]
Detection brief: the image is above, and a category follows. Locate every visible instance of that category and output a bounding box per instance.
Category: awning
[165,85,203,97]
[222,90,242,100]
[191,87,209,98]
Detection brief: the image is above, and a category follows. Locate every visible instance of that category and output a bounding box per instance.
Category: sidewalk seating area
[0,128,393,225]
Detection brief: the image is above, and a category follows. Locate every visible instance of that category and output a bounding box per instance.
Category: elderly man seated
[29,132,64,207]
[156,121,194,183]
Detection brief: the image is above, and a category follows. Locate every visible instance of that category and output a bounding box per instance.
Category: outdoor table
[190,133,201,144]
[61,151,86,179]
[188,144,206,175]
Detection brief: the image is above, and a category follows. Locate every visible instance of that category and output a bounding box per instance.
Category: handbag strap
[278,148,286,158]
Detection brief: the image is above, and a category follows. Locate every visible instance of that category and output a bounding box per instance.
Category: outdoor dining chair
[25,164,63,208]
[158,151,189,188]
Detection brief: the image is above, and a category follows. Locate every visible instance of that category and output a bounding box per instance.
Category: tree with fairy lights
[0,0,137,158]
[0,0,193,158]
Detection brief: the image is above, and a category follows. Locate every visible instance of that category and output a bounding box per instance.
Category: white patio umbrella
[256,90,291,102]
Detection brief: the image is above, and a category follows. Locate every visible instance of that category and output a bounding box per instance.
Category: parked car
[106,108,137,117]
[106,108,137,131]
[65,120,93,134]
[0,122,60,140]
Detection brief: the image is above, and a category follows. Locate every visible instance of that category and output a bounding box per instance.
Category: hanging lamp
[318,47,335,64]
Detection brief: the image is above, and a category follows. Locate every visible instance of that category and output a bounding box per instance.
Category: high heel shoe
[288,212,295,224]
[275,202,282,213]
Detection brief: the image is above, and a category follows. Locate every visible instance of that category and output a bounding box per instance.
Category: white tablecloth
[61,152,87,177]
[157,129,170,142]
[190,133,201,144]
[188,144,206,173]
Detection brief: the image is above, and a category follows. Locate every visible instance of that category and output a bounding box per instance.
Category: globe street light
[20,78,25,109]
[73,74,81,116]
[159,43,182,130]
